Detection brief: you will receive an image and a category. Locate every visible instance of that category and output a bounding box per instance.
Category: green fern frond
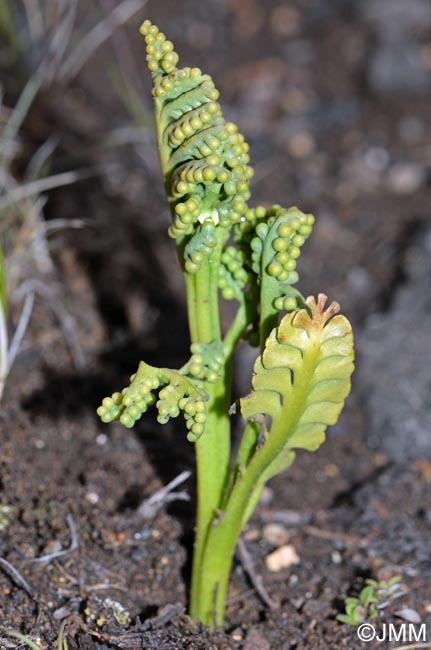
[97,361,208,441]
[140,20,253,252]
[218,246,250,300]
[240,293,354,455]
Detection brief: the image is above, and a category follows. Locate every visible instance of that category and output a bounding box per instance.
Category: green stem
[222,296,247,359]
[195,334,320,625]
[187,245,231,620]
[192,417,284,625]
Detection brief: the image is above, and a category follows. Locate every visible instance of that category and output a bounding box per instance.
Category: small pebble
[398,115,425,143]
[323,463,340,478]
[364,146,389,172]
[85,492,99,504]
[244,527,260,542]
[395,608,422,624]
[259,486,273,505]
[262,523,290,546]
[243,627,270,650]
[265,544,300,572]
[287,131,315,159]
[231,628,243,641]
[131,547,146,562]
[53,606,71,620]
[41,540,62,555]
[291,597,305,610]
[386,162,425,194]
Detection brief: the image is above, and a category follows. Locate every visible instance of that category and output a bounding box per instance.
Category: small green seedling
[98,21,355,627]
[2,631,43,650]
[337,576,403,625]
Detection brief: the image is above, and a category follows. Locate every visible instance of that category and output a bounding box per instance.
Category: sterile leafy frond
[97,361,208,441]
[240,294,354,455]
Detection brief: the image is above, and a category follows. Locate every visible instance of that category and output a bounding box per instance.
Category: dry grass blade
[237,537,277,610]
[25,136,59,181]
[22,0,45,43]
[59,0,148,81]
[38,217,87,236]
[0,167,99,211]
[136,470,191,519]
[7,290,34,371]
[0,557,36,599]
[44,0,79,84]
[1,63,46,144]
[15,279,85,369]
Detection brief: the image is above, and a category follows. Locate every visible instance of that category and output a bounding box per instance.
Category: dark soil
[1,1,430,649]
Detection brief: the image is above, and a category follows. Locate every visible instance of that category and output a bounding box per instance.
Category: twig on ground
[84,582,129,593]
[136,470,191,519]
[303,525,368,547]
[137,603,184,631]
[259,509,311,527]
[29,514,79,564]
[0,557,36,599]
[237,537,277,610]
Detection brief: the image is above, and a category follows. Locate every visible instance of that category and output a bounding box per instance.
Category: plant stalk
[186,249,231,620]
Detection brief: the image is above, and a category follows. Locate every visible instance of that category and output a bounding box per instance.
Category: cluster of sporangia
[98,362,207,440]
[140,20,252,249]
[97,20,315,438]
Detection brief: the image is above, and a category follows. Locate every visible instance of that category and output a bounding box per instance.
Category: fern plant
[97,21,355,628]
